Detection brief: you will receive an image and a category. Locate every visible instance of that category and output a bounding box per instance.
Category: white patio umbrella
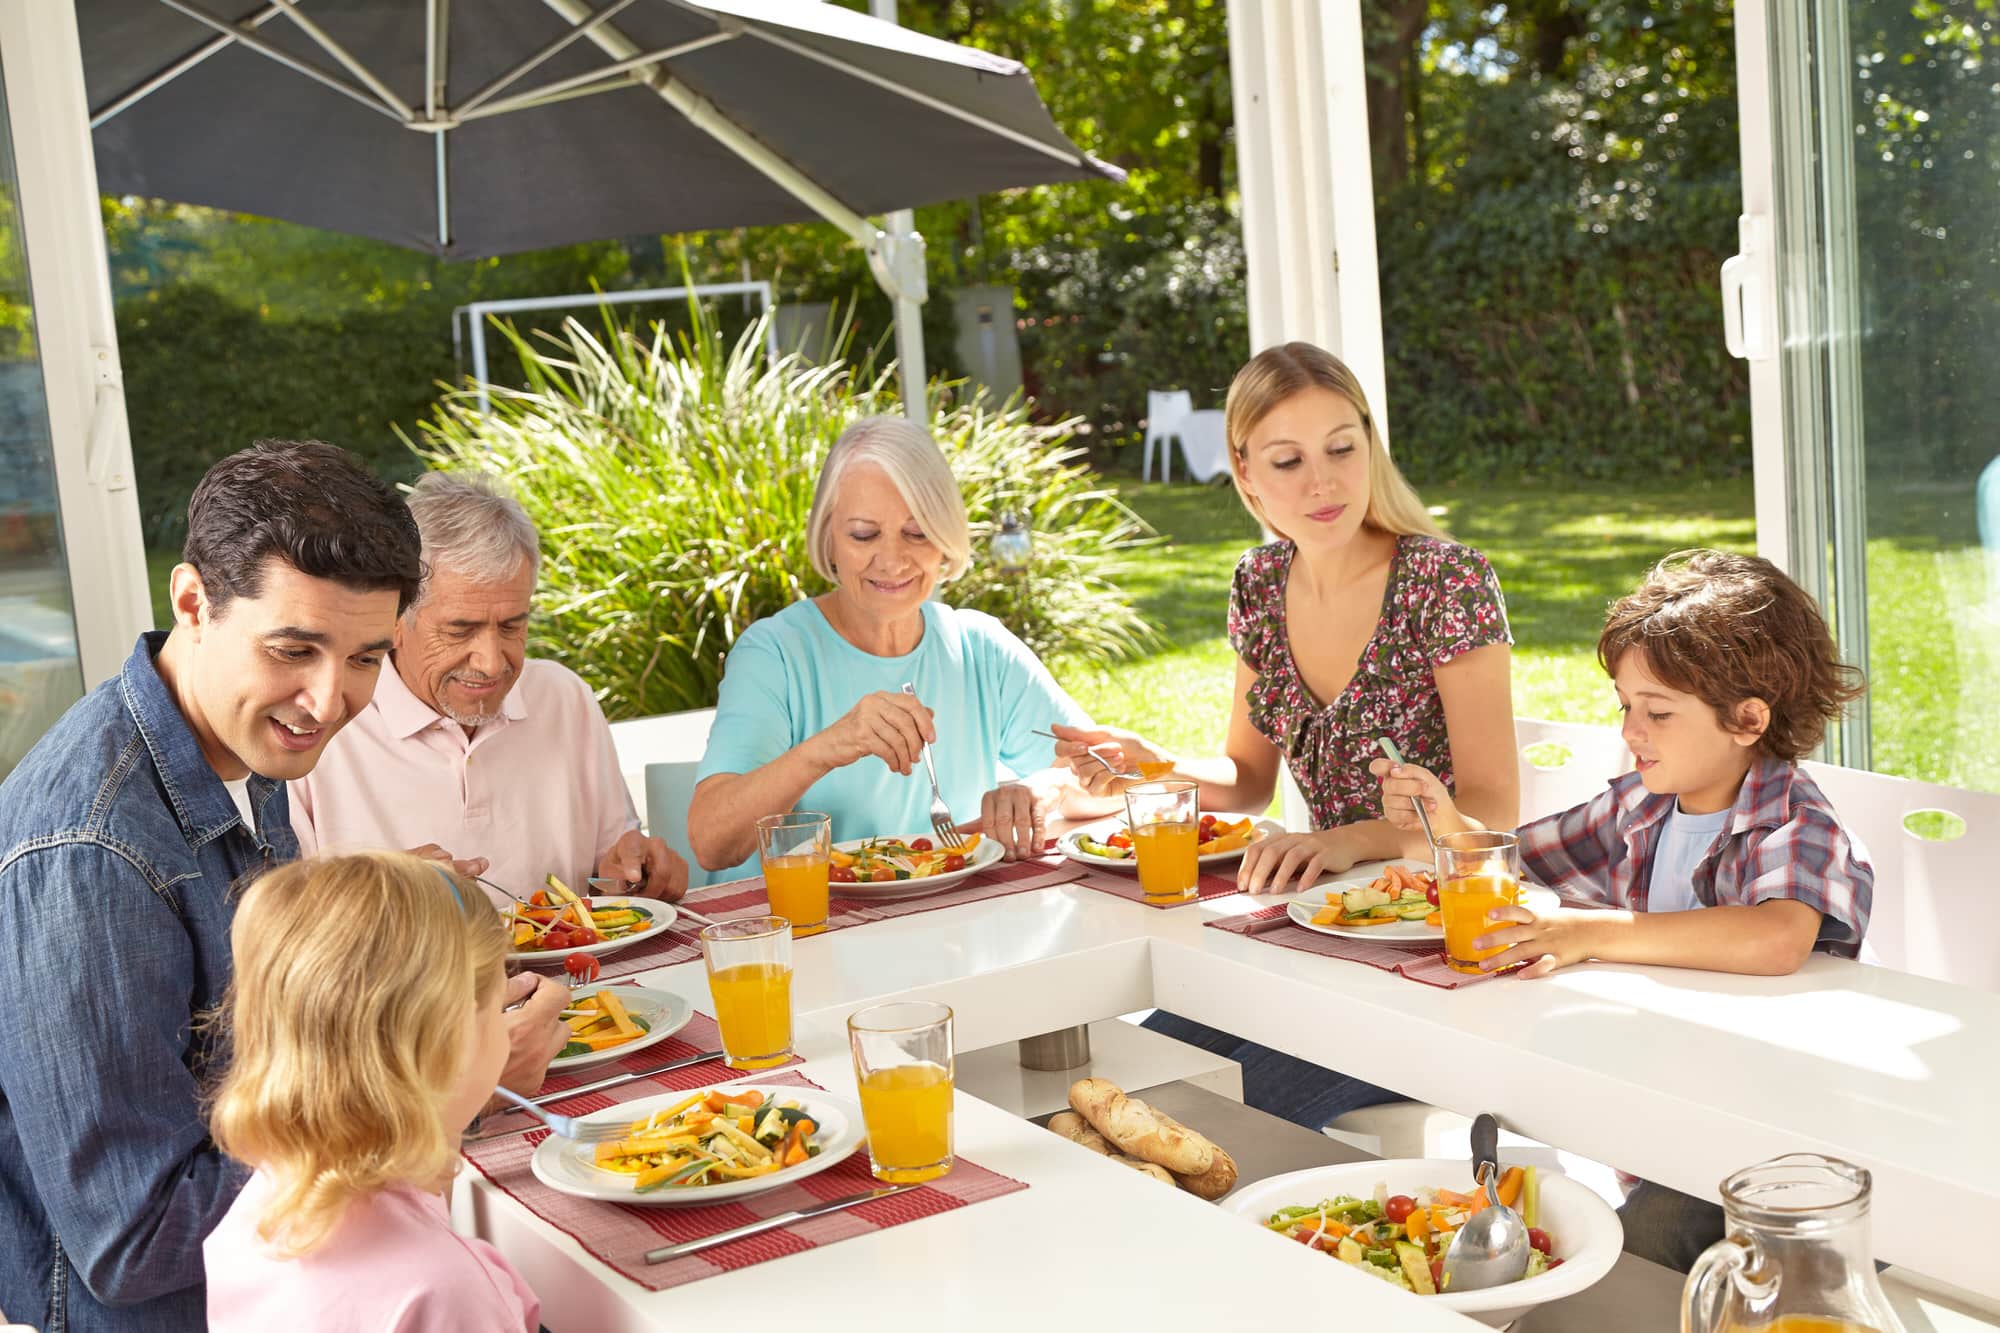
[81,0,1124,413]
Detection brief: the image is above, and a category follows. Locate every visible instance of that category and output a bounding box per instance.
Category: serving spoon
[1441,1112,1531,1293]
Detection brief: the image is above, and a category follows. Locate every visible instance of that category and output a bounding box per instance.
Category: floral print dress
[1227,534,1512,830]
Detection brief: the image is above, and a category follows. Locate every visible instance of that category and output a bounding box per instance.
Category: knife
[462,1049,729,1143]
[1243,909,1295,935]
[644,1185,919,1264]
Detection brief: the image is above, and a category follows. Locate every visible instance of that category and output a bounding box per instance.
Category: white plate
[1284,871,1559,947]
[530,1083,866,1207]
[830,834,1005,900]
[1056,813,1283,870]
[546,984,694,1075]
[507,897,678,964]
[1223,1158,1622,1326]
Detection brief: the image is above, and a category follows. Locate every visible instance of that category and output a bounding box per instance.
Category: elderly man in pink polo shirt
[291,471,688,903]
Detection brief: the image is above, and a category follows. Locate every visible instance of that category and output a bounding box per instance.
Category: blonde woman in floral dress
[1055,342,1520,1128]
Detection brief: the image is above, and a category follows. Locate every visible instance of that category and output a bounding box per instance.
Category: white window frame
[0,0,152,686]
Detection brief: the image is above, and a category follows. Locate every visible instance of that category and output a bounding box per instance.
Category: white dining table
[459,862,2000,1328]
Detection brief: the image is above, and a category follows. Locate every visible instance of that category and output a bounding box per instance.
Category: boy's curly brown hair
[1596,550,1866,762]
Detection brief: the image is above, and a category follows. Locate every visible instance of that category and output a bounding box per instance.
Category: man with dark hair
[0,442,469,1331]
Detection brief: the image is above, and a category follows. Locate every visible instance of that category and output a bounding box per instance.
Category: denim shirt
[0,633,296,1333]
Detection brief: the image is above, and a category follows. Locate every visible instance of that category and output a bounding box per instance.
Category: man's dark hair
[182,440,424,617]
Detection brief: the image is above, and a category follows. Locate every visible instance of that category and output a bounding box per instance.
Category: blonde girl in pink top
[203,852,539,1333]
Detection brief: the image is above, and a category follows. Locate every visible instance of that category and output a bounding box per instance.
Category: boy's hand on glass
[1471,904,1599,978]
[1366,757,1471,836]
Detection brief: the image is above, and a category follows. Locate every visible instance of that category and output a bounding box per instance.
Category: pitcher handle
[1683,1232,1779,1333]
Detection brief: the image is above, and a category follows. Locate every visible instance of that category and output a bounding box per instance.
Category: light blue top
[1646,801,1733,912]
[696,599,1089,882]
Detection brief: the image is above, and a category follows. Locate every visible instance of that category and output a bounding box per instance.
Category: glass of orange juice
[1435,830,1523,974]
[699,916,794,1070]
[847,1000,954,1183]
[1123,779,1200,900]
[756,811,830,936]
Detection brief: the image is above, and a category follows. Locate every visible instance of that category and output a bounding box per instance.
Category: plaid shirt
[1517,756,1872,958]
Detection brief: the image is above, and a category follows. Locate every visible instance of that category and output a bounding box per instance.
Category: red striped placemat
[462,1069,1027,1290]
[1070,864,1244,909]
[539,853,1088,981]
[1206,905,1504,987]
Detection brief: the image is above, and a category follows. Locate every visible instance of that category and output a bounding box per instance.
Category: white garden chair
[1141,389,1195,482]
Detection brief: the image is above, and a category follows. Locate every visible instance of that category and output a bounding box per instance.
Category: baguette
[1109,1154,1176,1185]
[1046,1112,1114,1156]
[1067,1078,1214,1175]
[1170,1144,1238,1200]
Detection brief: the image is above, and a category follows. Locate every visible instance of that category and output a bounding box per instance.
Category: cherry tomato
[1527,1227,1554,1255]
[563,952,601,983]
[1430,1257,1446,1288]
[869,867,897,882]
[943,853,966,872]
[1547,1257,1565,1269]
[1383,1194,1416,1224]
[911,836,934,852]
[1426,880,1442,907]
[1199,814,1217,831]
[831,865,856,883]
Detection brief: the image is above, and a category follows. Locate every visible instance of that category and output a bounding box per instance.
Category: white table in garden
[461,863,2000,1329]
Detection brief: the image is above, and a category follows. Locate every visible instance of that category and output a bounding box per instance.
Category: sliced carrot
[1405,1207,1431,1241]
[1497,1166,1526,1209]
[1424,911,1444,927]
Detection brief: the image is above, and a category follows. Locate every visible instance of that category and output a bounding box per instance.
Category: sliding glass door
[1734,0,2000,794]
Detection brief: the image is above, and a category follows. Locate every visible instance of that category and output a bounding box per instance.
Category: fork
[900,683,965,849]
[487,1086,631,1143]
[1030,728,1140,780]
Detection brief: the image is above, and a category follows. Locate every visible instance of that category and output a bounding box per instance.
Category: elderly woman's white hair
[806,416,972,583]
[404,471,541,604]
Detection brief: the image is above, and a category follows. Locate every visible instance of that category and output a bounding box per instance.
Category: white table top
[464,864,2000,1325]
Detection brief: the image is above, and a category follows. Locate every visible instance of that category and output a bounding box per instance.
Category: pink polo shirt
[291,656,638,899]
[205,1173,540,1333]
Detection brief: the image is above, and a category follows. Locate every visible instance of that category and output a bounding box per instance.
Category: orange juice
[1727,1322,1882,1333]
[1441,872,1520,974]
[707,961,793,1069]
[1136,761,1176,780]
[1132,821,1199,898]
[857,1062,955,1182]
[762,853,829,935]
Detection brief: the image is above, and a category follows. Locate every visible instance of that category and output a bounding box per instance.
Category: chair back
[645,760,710,890]
[1801,760,2000,990]
[1515,716,1632,825]
[1145,389,1194,435]
[608,708,717,832]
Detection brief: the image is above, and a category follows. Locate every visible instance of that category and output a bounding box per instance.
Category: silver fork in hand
[900,682,964,849]
[487,1086,630,1142]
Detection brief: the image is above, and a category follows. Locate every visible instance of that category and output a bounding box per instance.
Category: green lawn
[1050,478,1998,797]
[142,474,1996,793]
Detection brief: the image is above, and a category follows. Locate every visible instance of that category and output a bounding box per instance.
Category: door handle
[1721,213,1774,361]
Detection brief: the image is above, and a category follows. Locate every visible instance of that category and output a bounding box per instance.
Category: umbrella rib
[91,0,291,128]
[263,0,417,120]
[147,0,407,122]
[736,22,1087,170]
[454,0,641,119]
[458,31,739,123]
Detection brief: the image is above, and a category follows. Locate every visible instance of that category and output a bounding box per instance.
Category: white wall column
[0,0,152,682]
[1227,0,1388,438]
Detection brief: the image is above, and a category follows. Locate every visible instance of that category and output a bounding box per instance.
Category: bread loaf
[1170,1145,1238,1199]
[1109,1154,1176,1185]
[1046,1111,1115,1156]
[1067,1078,1215,1175]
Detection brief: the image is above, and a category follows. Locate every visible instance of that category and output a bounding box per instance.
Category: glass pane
[1844,2,2000,793]
[0,61,84,782]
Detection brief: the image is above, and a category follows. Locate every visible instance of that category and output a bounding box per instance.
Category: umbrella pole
[871,1,926,420]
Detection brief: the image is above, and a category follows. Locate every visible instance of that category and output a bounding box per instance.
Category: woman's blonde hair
[1223,342,1445,543]
[208,851,508,1257]
[806,416,972,584]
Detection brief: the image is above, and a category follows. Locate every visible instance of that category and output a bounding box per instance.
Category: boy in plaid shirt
[1374,549,1872,979]
[1373,550,1873,1271]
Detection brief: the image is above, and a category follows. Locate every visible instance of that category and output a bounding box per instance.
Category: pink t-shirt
[290,656,638,898]
[205,1172,540,1333]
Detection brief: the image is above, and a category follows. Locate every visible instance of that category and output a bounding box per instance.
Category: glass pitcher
[1682,1154,1906,1333]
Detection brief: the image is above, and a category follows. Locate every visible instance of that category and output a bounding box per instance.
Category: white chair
[607,707,717,838]
[1516,716,1633,823]
[1174,409,1232,483]
[1141,389,1194,482]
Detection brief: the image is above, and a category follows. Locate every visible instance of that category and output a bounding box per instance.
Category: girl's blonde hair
[208,851,508,1257]
[806,415,972,584]
[1223,342,1446,544]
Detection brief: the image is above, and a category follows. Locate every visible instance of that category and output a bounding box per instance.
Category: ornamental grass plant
[406,306,1156,720]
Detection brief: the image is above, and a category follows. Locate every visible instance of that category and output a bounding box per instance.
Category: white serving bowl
[1223,1158,1624,1327]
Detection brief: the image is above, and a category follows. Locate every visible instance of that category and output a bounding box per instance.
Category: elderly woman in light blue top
[688,416,1101,883]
